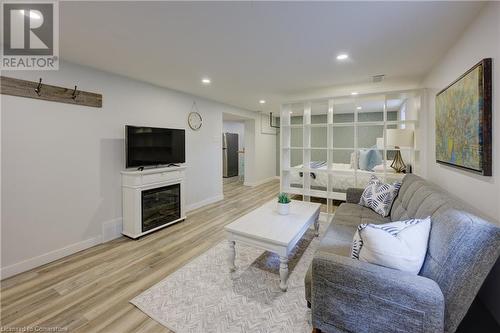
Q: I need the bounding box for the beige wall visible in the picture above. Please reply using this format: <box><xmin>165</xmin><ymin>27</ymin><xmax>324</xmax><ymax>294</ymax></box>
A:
<box><xmin>422</xmin><ymin>2</ymin><xmax>500</xmax><ymax>322</ymax></box>
<box><xmin>422</xmin><ymin>2</ymin><xmax>499</xmax><ymax>224</ymax></box>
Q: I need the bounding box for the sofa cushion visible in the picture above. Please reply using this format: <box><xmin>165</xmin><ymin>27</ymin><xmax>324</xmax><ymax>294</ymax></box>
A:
<box><xmin>390</xmin><ymin>174</ymin><xmax>452</xmax><ymax>221</ymax></box>
<box><xmin>334</xmin><ymin>203</ymin><xmax>390</xmax><ymax>226</ymax></box>
<box><xmin>305</xmin><ymin>203</ymin><xmax>390</xmax><ymax>302</ymax></box>
<box><xmin>319</xmin><ymin>203</ymin><xmax>390</xmax><ymax>257</ymax></box>
<box><xmin>305</xmin><ymin>222</ymin><xmax>356</xmax><ymax>303</ymax></box>
<box><xmin>320</xmin><ymin>223</ymin><xmax>357</xmax><ymax>256</ymax></box>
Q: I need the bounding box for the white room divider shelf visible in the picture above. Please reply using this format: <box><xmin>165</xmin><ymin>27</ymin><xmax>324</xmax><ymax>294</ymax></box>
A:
<box><xmin>280</xmin><ymin>90</ymin><xmax>422</xmax><ymax>216</ymax></box>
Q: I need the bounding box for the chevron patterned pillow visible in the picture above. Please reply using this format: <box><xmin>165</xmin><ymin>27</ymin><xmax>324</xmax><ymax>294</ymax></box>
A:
<box><xmin>359</xmin><ymin>175</ymin><xmax>401</xmax><ymax>217</ymax></box>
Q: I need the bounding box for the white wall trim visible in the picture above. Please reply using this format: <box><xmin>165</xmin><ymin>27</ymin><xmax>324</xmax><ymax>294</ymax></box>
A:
<box><xmin>244</xmin><ymin>176</ymin><xmax>277</xmax><ymax>187</ymax></box>
<box><xmin>1</xmin><ymin>194</ymin><xmax>224</xmax><ymax>280</ymax></box>
<box><xmin>185</xmin><ymin>194</ymin><xmax>224</xmax><ymax>212</ymax></box>
<box><xmin>0</xmin><ymin>235</ymin><xmax>103</xmax><ymax>279</ymax></box>
<box><xmin>102</xmin><ymin>217</ymin><xmax>123</xmax><ymax>243</ymax></box>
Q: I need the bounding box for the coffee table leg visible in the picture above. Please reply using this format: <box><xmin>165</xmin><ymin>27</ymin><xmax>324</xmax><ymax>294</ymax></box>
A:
<box><xmin>314</xmin><ymin>217</ymin><xmax>319</xmax><ymax>237</ymax></box>
<box><xmin>279</xmin><ymin>256</ymin><xmax>289</xmax><ymax>291</ymax></box>
<box><xmin>227</xmin><ymin>240</ymin><xmax>236</xmax><ymax>272</ymax></box>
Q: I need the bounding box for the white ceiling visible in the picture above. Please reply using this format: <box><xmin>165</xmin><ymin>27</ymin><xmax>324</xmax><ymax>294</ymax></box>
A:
<box><xmin>60</xmin><ymin>1</ymin><xmax>484</xmax><ymax>112</ymax></box>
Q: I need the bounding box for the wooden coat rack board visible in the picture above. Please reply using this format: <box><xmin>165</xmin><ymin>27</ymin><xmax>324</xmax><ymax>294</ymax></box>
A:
<box><xmin>0</xmin><ymin>76</ymin><xmax>102</xmax><ymax>108</ymax></box>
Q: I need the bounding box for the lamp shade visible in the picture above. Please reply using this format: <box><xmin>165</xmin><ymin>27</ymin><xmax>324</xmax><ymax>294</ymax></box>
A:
<box><xmin>386</xmin><ymin>129</ymin><xmax>414</xmax><ymax>147</ymax></box>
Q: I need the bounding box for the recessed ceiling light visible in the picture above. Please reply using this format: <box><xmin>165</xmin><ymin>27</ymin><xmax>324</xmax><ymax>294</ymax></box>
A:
<box><xmin>336</xmin><ymin>53</ymin><xmax>349</xmax><ymax>60</ymax></box>
<box><xmin>351</xmin><ymin>92</ymin><xmax>359</xmax><ymax>95</ymax></box>
<box><xmin>259</xmin><ymin>100</ymin><xmax>266</xmax><ymax>104</ymax></box>
<box><xmin>356</xmin><ymin>106</ymin><xmax>362</xmax><ymax>110</ymax></box>
<box><xmin>201</xmin><ymin>78</ymin><xmax>211</xmax><ymax>85</ymax></box>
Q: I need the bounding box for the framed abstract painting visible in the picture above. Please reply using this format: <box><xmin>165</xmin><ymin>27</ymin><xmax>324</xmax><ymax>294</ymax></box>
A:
<box><xmin>435</xmin><ymin>58</ymin><xmax>492</xmax><ymax>176</ymax></box>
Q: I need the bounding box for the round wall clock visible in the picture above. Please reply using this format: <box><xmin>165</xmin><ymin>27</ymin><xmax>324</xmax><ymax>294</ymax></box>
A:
<box><xmin>188</xmin><ymin>111</ymin><xmax>203</xmax><ymax>130</ymax></box>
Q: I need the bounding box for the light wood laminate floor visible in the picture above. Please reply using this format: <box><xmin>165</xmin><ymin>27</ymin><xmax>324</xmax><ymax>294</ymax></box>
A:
<box><xmin>1</xmin><ymin>180</ymin><xmax>287</xmax><ymax>333</ymax></box>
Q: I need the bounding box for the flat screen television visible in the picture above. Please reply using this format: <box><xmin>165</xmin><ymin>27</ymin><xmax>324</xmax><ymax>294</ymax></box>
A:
<box><xmin>126</xmin><ymin>125</ymin><xmax>185</xmax><ymax>168</ymax></box>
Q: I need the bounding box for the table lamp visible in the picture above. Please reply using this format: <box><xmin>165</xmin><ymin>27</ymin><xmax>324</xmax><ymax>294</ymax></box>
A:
<box><xmin>386</xmin><ymin>129</ymin><xmax>414</xmax><ymax>173</ymax></box>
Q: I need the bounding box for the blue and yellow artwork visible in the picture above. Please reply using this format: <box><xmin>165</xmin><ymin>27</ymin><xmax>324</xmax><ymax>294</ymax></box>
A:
<box><xmin>435</xmin><ymin>59</ymin><xmax>491</xmax><ymax>175</ymax></box>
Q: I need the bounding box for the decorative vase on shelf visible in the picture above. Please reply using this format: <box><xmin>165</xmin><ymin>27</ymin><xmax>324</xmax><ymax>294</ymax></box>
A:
<box><xmin>277</xmin><ymin>192</ymin><xmax>291</xmax><ymax>215</ymax></box>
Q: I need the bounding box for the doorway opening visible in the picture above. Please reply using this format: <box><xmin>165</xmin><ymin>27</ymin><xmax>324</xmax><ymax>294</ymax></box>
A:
<box><xmin>222</xmin><ymin>113</ymin><xmax>252</xmax><ymax>185</ymax></box>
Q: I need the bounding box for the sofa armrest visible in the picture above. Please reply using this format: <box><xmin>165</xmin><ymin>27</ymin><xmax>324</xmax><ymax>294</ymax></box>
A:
<box><xmin>311</xmin><ymin>251</ymin><xmax>444</xmax><ymax>333</ymax></box>
<box><xmin>345</xmin><ymin>187</ymin><xmax>364</xmax><ymax>203</ymax></box>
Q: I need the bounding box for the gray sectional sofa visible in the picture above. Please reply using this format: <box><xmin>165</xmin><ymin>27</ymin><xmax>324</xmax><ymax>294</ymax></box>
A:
<box><xmin>305</xmin><ymin>174</ymin><xmax>500</xmax><ymax>333</ymax></box>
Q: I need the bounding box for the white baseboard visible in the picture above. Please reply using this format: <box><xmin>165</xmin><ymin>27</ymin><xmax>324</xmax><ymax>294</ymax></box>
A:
<box><xmin>1</xmin><ymin>194</ymin><xmax>226</xmax><ymax>280</ymax></box>
<box><xmin>185</xmin><ymin>194</ymin><xmax>224</xmax><ymax>212</ymax></box>
<box><xmin>2</xmin><ymin>189</ymin><xmax>275</xmax><ymax>279</ymax></box>
<box><xmin>0</xmin><ymin>235</ymin><xmax>102</xmax><ymax>280</ymax></box>
<box><xmin>244</xmin><ymin>176</ymin><xmax>278</xmax><ymax>187</ymax></box>
<box><xmin>102</xmin><ymin>217</ymin><xmax>123</xmax><ymax>243</ymax></box>
<box><xmin>1</xmin><ymin>216</ymin><xmax>125</xmax><ymax>280</ymax></box>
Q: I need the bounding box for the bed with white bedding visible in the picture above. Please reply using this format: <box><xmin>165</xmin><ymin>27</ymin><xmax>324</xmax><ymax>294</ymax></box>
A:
<box><xmin>289</xmin><ymin>161</ymin><xmax>404</xmax><ymax>193</ymax></box>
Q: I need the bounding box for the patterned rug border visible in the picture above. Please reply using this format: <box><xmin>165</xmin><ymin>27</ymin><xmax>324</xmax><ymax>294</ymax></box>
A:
<box><xmin>132</xmin><ymin>299</ymin><xmax>178</xmax><ymax>332</ymax></box>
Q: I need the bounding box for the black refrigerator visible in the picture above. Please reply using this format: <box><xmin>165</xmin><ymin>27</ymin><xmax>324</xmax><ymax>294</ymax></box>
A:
<box><xmin>223</xmin><ymin>133</ymin><xmax>239</xmax><ymax>178</ymax></box>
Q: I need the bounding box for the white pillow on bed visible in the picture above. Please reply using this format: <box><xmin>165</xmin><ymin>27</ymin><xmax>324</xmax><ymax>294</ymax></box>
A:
<box><xmin>351</xmin><ymin>217</ymin><xmax>431</xmax><ymax>273</ymax></box>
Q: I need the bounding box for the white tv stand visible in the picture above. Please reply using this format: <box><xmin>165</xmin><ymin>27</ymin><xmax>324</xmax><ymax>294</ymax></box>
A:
<box><xmin>121</xmin><ymin>166</ymin><xmax>186</xmax><ymax>239</ymax></box>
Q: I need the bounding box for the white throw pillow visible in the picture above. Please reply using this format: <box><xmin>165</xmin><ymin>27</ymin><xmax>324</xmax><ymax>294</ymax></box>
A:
<box><xmin>351</xmin><ymin>217</ymin><xmax>431</xmax><ymax>274</ymax></box>
<box><xmin>359</xmin><ymin>175</ymin><xmax>401</xmax><ymax>217</ymax></box>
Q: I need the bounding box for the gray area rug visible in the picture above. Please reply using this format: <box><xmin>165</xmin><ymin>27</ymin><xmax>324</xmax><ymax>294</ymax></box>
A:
<box><xmin>131</xmin><ymin>221</ymin><xmax>328</xmax><ymax>333</ymax></box>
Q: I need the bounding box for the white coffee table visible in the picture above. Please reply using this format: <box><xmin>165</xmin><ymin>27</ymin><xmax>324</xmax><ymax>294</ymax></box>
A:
<box><xmin>224</xmin><ymin>199</ymin><xmax>321</xmax><ymax>291</ymax></box>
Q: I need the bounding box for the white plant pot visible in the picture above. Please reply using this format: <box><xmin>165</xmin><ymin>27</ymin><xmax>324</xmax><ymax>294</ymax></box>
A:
<box><xmin>278</xmin><ymin>202</ymin><xmax>290</xmax><ymax>215</ymax></box>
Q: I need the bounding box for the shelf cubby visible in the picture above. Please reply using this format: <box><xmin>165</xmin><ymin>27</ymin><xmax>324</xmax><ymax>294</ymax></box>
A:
<box><xmin>280</xmin><ymin>90</ymin><xmax>422</xmax><ymax>215</ymax></box>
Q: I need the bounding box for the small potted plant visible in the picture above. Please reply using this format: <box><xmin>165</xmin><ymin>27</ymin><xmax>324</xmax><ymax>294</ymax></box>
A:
<box><xmin>277</xmin><ymin>192</ymin><xmax>291</xmax><ymax>215</ymax></box>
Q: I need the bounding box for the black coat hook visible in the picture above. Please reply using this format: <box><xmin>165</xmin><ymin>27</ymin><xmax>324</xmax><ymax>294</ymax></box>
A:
<box><xmin>71</xmin><ymin>85</ymin><xmax>79</xmax><ymax>100</ymax></box>
<box><xmin>34</xmin><ymin>78</ymin><xmax>42</xmax><ymax>96</ymax></box>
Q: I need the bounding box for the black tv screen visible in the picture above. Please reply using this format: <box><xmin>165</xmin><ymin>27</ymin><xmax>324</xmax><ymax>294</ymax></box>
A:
<box><xmin>126</xmin><ymin>126</ymin><xmax>185</xmax><ymax>168</ymax></box>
